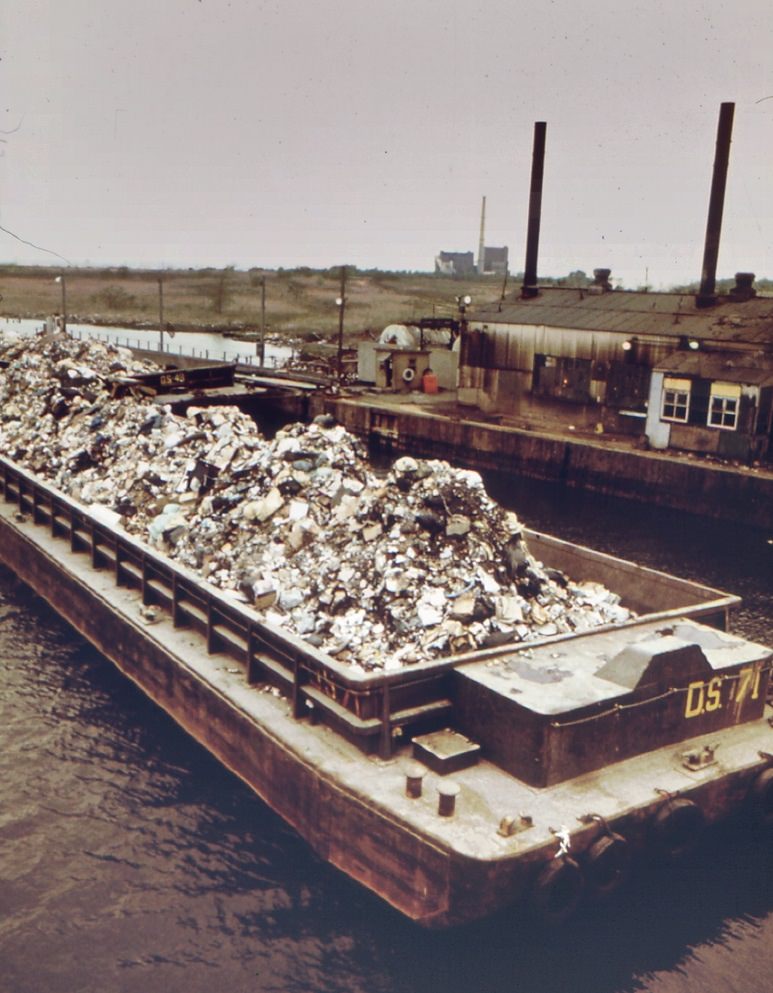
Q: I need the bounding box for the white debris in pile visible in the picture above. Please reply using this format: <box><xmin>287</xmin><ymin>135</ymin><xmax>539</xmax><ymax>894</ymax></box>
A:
<box><xmin>0</xmin><ymin>331</ymin><xmax>634</xmax><ymax>670</ymax></box>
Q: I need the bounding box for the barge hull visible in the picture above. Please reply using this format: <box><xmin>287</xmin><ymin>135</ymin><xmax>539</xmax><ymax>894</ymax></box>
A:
<box><xmin>0</xmin><ymin>499</ymin><xmax>458</xmax><ymax>923</ymax></box>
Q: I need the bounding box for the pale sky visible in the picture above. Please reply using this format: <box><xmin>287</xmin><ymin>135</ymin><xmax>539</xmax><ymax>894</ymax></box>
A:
<box><xmin>2</xmin><ymin>0</ymin><xmax>772</xmax><ymax>288</ymax></box>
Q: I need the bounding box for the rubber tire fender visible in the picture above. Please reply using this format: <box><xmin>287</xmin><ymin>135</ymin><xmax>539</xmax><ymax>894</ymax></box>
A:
<box><xmin>652</xmin><ymin>797</ymin><xmax>705</xmax><ymax>859</ymax></box>
<box><xmin>748</xmin><ymin>767</ymin><xmax>773</xmax><ymax>828</ymax></box>
<box><xmin>585</xmin><ymin>832</ymin><xmax>631</xmax><ymax>899</ymax></box>
<box><xmin>531</xmin><ymin>857</ymin><xmax>584</xmax><ymax>926</ymax></box>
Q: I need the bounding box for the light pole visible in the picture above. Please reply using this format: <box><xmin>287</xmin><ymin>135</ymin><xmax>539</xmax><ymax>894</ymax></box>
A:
<box><xmin>258</xmin><ymin>276</ymin><xmax>266</xmax><ymax>366</ymax></box>
<box><xmin>158</xmin><ymin>277</ymin><xmax>164</xmax><ymax>352</ymax></box>
<box><xmin>455</xmin><ymin>293</ymin><xmax>472</xmax><ymax>343</ymax></box>
<box><xmin>336</xmin><ymin>265</ymin><xmax>347</xmax><ymax>382</ymax></box>
<box><xmin>55</xmin><ymin>274</ymin><xmax>67</xmax><ymax>333</ymax></box>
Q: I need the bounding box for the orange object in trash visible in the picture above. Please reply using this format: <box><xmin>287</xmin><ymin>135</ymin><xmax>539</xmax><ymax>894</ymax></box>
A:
<box><xmin>422</xmin><ymin>371</ymin><xmax>439</xmax><ymax>394</ymax></box>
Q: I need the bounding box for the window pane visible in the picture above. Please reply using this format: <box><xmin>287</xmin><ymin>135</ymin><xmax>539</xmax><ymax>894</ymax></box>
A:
<box><xmin>662</xmin><ymin>388</ymin><xmax>689</xmax><ymax>422</ymax></box>
<box><xmin>708</xmin><ymin>396</ymin><xmax>738</xmax><ymax>430</ymax></box>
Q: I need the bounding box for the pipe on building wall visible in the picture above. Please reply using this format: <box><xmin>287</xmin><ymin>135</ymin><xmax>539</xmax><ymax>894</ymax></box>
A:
<box><xmin>696</xmin><ymin>102</ymin><xmax>735</xmax><ymax>308</ymax></box>
<box><xmin>521</xmin><ymin>122</ymin><xmax>547</xmax><ymax>299</ymax></box>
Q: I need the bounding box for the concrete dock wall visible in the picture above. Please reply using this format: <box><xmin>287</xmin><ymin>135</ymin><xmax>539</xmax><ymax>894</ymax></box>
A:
<box><xmin>313</xmin><ymin>399</ymin><xmax>773</xmax><ymax>530</ymax></box>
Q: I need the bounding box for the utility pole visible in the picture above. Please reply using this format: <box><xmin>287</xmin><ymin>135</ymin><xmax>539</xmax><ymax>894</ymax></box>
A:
<box><xmin>56</xmin><ymin>274</ymin><xmax>67</xmax><ymax>333</ymax></box>
<box><xmin>258</xmin><ymin>276</ymin><xmax>266</xmax><ymax>366</ymax></box>
<box><xmin>158</xmin><ymin>277</ymin><xmax>164</xmax><ymax>352</ymax></box>
<box><xmin>336</xmin><ymin>265</ymin><xmax>347</xmax><ymax>382</ymax></box>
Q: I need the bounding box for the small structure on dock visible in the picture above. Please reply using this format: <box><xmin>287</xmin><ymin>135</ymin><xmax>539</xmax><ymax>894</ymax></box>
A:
<box><xmin>646</xmin><ymin>349</ymin><xmax>773</xmax><ymax>461</ymax></box>
<box><xmin>359</xmin><ymin>323</ymin><xmax>460</xmax><ymax>393</ymax></box>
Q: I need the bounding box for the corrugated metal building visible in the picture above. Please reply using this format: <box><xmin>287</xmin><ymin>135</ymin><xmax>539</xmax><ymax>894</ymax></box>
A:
<box><xmin>460</xmin><ymin>274</ymin><xmax>773</xmax><ymax>444</ymax></box>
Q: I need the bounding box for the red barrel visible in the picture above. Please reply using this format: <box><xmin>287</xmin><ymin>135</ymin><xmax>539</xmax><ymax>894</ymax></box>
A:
<box><xmin>422</xmin><ymin>371</ymin><xmax>439</xmax><ymax>394</ymax></box>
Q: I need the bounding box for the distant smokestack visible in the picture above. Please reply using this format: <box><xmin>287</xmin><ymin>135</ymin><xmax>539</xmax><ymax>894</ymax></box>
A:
<box><xmin>477</xmin><ymin>196</ymin><xmax>487</xmax><ymax>275</ymax></box>
<box><xmin>696</xmin><ymin>102</ymin><xmax>735</xmax><ymax>308</ymax></box>
<box><xmin>522</xmin><ymin>122</ymin><xmax>546</xmax><ymax>299</ymax></box>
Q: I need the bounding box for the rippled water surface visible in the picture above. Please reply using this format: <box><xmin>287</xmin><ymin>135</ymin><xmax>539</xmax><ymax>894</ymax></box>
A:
<box><xmin>0</xmin><ymin>475</ymin><xmax>770</xmax><ymax>993</ymax></box>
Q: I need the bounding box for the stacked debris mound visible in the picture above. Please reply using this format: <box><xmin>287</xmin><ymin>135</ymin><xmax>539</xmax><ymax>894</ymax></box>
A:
<box><xmin>0</xmin><ymin>331</ymin><xmax>633</xmax><ymax>670</ymax></box>
<box><xmin>161</xmin><ymin>434</ymin><xmax>631</xmax><ymax>670</ymax></box>
<box><xmin>0</xmin><ymin>332</ymin><xmax>264</xmax><ymax>512</ymax></box>
<box><xmin>0</xmin><ymin>332</ymin><xmax>162</xmax><ymax>477</ymax></box>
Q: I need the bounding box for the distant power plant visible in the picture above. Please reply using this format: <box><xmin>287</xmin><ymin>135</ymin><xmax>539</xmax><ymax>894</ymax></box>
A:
<box><xmin>435</xmin><ymin>196</ymin><xmax>508</xmax><ymax>276</ymax></box>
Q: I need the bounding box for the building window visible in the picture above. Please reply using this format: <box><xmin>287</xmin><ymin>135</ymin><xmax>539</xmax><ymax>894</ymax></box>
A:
<box><xmin>708</xmin><ymin>396</ymin><xmax>738</xmax><ymax>431</ymax></box>
<box><xmin>708</xmin><ymin>395</ymin><xmax>738</xmax><ymax>429</ymax></box>
<box><xmin>661</xmin><ymin>377</ymin><xmax>691</xmax><ymax>422</ymax></box>
<box><xmin>707</xmin><ymin>382</ymin><xmax>740</xmax><ymax>430</ymax></box>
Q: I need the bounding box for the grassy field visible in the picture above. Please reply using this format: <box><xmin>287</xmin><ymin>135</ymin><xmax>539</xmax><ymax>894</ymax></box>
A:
<box><xmin>0</xmin><ymin>265</ymin><xmax>508</xmax><ymax>343</ymax></box>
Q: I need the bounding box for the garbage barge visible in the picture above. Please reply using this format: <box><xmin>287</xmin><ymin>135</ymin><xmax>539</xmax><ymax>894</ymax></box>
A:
<box><xmin>1</xmin><ymin>454</ymin><xmax>771</xmax><ymax>928</ymax></box>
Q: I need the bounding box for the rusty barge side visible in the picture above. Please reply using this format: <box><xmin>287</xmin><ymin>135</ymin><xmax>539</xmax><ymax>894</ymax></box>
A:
<box><xmin>0</xmin><ymin>455</ymin><xmax>771</xmax><ymax>928</ymax></box>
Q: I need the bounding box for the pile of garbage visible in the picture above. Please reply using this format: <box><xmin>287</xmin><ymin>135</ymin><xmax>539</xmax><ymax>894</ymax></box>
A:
<box><xmin>0</xmin><ymin>331</ymin><xmax>633</xmax><ymax>670</ymax></box>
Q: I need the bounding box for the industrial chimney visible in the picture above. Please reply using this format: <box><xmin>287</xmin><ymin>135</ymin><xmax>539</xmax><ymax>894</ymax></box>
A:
<box><xmin>521</xmin><ymin>122</ymin><xmax>547</xmax><ymax>299</ymax></box>
<box><xmin>696</xmin><ymin>102</ymin><xmax>735</xmax><ymax>308</ymax></box>
<box><xmin>477</xmin><ymin>196</ymin><xmax>487</xmax><ymax>275</ymax></box>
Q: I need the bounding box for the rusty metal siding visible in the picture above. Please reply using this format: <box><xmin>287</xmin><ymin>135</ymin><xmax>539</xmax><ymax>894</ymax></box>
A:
<box><xmin>469</xmin><ymin>322</ymin><xmax>684</xmax><ymax>373</ymax></box>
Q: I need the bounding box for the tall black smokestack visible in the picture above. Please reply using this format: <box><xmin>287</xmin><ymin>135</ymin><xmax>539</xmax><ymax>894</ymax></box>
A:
<box><xmin>521</xmin><ymin>121</ymin><xmax>546</xmax><ymax>299</ymax></box>
<box><xmin>696</xmin><ymin>102</ymin><xmax>735</xmax><ymax>308</ymax></box>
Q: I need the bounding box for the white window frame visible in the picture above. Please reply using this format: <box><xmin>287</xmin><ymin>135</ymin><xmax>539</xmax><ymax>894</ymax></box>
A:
<box><xmin>707</xmin><ymin>382</ymin><xmax>740</xmax><ymax>431</ymax></box>
<box><xmin>661</xmin><ymin>377</ymin><xmax>691</xmax><ymax>423</ymax></box>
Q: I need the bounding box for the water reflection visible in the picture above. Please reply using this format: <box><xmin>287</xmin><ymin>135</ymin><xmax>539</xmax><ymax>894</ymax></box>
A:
<box><xmin>0</xmin><ymin>316</ymin><xmax>292</xmax><ymax>368</ymax></box>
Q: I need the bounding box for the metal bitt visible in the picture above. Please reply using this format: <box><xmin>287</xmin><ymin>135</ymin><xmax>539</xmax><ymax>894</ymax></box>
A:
<box><xmin>405</xmin><ymin>761</ymin><xmax>427</xmax><ymax>799</ymax></box>
<box><xmin>437</xmin><ymin>780</ymin><xmax>460</xmax><ymax>817</ymax></box>
<box><xmin>696</xmin><ymin>102</ymin><xmax>735</xmax><ymax>308</ymax></box>
<box><xmin>521</xmin><ymin>121</ymin><xmax>547</xmax><ymax>299</ymax></box>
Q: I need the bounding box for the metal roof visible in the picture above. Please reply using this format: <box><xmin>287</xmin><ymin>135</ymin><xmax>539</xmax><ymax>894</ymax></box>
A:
<box><xmin>655</xmin><ymin>350</ymin><xmax>773</xmax><ymax>385</ymax></box>
<box><xmin>474</xmin><ymin>287</ymin><xmax>773</xmax><ymax>347</ymax></box>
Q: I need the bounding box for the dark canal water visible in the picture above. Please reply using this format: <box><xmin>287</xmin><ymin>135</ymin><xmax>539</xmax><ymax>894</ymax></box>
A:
<box><xmin>1</xmin><ymin>473</ymin><xmax>770</xmax><ymax>993</ymax></box>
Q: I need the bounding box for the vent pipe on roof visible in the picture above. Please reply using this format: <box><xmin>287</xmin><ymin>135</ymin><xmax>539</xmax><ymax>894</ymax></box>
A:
<box><xmin>521</xmin><ymin>121</ymin><xmax>547</xmax><ymax>299</ymax></box>
<box><xmin>696</xmin><ymin>102</ymin><xmax>735</xmax><ymax>308</ymax></box>
<box><xmin>729</xmin><ymin>272</ymin><xmax>756</xmax><ymax>302</ymax></box>
<box><xmin>590</xmin><ymin>268</ymin><xmax>612</xmax><ymax>292</ymax></box>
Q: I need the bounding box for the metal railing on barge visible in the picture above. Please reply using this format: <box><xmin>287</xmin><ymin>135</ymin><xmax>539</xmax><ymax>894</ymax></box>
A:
<box><xmin>0</xmin><ymin>456</ymin><xmax>454</xmax><ymax>758</ymax></box>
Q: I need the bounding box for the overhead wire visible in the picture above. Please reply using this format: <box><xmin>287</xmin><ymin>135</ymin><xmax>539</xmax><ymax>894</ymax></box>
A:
<box><xmin>0</xmin><ymin>223</ymin><xmax>72</xmax><ymax>266</ymax></box>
